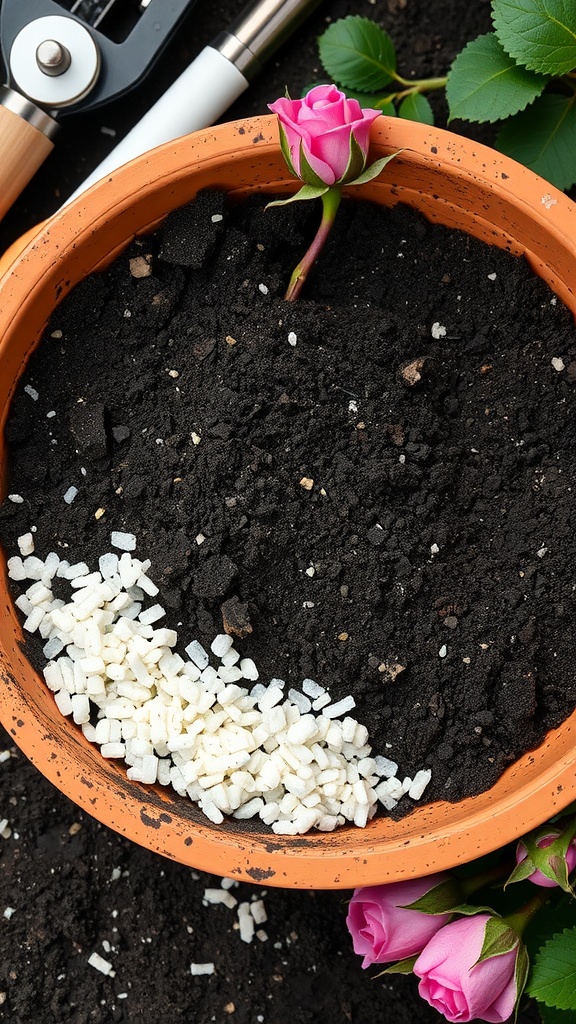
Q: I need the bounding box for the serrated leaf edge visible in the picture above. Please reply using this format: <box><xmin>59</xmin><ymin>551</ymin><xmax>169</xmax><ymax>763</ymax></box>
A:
<box><xmin>527</xmin><ymin>926</ymin><xmax>576</xmax><ymax>1010</ymax></box>
<box><xmin>492</xmin><ymin>2</ymin><xmax>576</xmax><ymax>77</ymax></box>
<box><xmin>446</xmin><ymin>32</ymin><xmax>548</xmax><ymax>124</ymax></box>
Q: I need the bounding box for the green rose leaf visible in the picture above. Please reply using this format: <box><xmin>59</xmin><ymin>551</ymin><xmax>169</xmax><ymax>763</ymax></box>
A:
<box><xmin>492</xmin><ymin>0</ymin><xmax>576</xmax><ymax>76</ymax></box>
<box><xmin>373</xmin><ymin>98</ymin><xmax>397</xmax><ymax>117</ymax></box>
<box><xmin>318</xmin><ymin>16</ymin><xmax>397</xmax><ymax>92</ymax></box>
<box><xmin>527</xmin><ymin>927</ymin><xmax>576</xmax><ymax>1009</ymax></box>
<box><xmin>398</xmin><ymin>93</ymin><xmax>435</xmax><ymax>125</ymax></box>
<box><xmin>446</xmin><ymin>33</ymin><xmax>548</xmax><ymax>124</ymax></box>
<box><xmin>495</xmin><ymin>93</ymin><xmax>576</xmax><ymax>191</ymax></box>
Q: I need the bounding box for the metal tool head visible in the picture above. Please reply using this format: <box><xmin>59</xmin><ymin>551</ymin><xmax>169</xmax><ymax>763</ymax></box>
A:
<box><xmin>1</xmin><ymin>0</ymin><xmax>197</xmax><ymax>113</ymax></box>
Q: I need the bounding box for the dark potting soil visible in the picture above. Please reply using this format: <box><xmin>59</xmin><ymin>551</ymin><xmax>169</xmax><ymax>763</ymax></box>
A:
<box><xmin>2</xmin><ymin>188</ymin><xmax>576</xmax><ymax>818</ymax></box>
<box><xmin>0</xmin><ymin>720</ymin><xmax>540</xmax><ymax>1024</ymax></box>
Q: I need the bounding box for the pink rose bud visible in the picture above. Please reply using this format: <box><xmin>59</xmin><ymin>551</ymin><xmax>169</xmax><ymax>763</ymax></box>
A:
<box><xmin>268</xmin><ymin>84</ymin><xmax>381</xmax><ymax>188</ymax></box>
<box><xmin>414</xmin><ymin>914</ymin><xmax>520</xmax><ymax>1023</ymax></box>
<box><xmin>346</xmin><ymin>875</ymin><xmax>453</xmax><ymax>968</ymax></box>
<box><xmin>516</xmin><ymin>831</ymin><xmax>576</xmax><ymax>888</ymax></box>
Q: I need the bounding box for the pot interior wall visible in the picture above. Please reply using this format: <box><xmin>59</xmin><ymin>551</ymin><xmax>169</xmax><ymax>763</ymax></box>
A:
<box><xmin>1</xmin><ymin>116</ymin><xmax>576</xmax><ymax>887</ymax></box>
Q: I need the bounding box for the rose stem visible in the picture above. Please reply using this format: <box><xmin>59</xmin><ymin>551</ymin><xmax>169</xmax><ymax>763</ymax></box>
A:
<box><xmin>284</xmin><ymin>186</ymin><xmax>342</xmax><ymax>302</ymax></box>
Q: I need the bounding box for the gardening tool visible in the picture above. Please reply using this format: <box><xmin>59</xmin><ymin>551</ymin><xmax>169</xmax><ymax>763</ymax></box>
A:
<box><xmin>0</xmin><ymin>0</ymin><xmax>323</xmax><ymax>224</ymax></box>
<box><xmin>0</xmin><ymin>0</ymin><xmax>199</xmax><ymax>221</ymax></box>
<box><xmin>65</xmin><ymin>0</ymin><xmax>324</xmax><ymax>204</ymax></box>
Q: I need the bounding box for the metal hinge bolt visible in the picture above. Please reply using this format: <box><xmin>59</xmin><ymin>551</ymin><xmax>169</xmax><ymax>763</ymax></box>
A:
<box><xmin>36</xmin><ymin>39</ymin><xmax>72</xmax><ymax>77</ymax></box>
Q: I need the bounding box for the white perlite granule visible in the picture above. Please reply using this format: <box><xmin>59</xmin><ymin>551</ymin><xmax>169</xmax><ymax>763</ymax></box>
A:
<box><xmin>110</xmin><ymin>531</ymin><xmax>137</xmax><ymax>551</ymax></box>
<box><xmin>88</xmin><ymin>952</ymin><xmax>115</xmax><ymax>976</ymax></box>
<box><xmin>431</xmin><ymin>322</ymin><xmax>447</xmax><ymax>340</ymax></box>
<box><xmin>17</xmin><ymin>533</ymin><xmax>34</xmax><ymax>557</ymax></box>
<box><xmin>8</xmin><ymin>533</ymin><xmax>431</xmax><ymax>834</ymax></box>
<box><xmin>190</xmin><ymin>962</ymin><xmax>215</xmax><ymax>975</ymax></box>
<box><xmin>63</xmin><ymin>486</ymin><xmax>78</xmax><ymax>505</ymax></box>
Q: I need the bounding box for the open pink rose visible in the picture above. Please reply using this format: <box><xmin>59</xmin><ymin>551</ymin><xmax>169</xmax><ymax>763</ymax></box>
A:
<box><xmin>268</xmin><ymin>85</ymin><xmax>380</xmax><ymax>187</ymax></box>
<box><xmin>516</xmin><ymin>832</ymin><xmax>576</xmax><ymax>888</ymax></box>
<box><xmin>346</xmin><ymin>875</ymin><xmax>452</xmax><ymax>968</ymax></box>
<box><xmin>414</xmin><ymin>915</ymin><xmax>519</xmax><ymax>1023</ymax></box>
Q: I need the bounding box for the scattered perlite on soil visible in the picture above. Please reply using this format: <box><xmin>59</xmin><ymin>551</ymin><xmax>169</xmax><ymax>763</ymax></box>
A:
<box><xmin>7</xmin><ymin>531</ymin><xmax>431</xmax><ymax>834</ymax></box>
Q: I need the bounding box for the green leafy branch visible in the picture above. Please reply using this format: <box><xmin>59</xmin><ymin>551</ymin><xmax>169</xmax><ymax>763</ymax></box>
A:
<box><xmin>317</xmin><ymin>14</ymin><xmax>442</xmax><ymax>126</ymax></box>
<box><xmin>316</xmin><ymin>0</ymin><xmax>576</xmax><ymax>191</ymax></box>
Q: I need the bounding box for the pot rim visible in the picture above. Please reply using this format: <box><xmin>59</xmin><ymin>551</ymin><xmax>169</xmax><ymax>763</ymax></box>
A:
<box><xmin>1</xmin><ymin>115</ymin><xmax>576</xmax><ymax>888</ymax></box>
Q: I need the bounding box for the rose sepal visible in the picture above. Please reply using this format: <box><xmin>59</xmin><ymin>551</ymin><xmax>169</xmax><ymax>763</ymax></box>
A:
<box><xmin>377</xmin><ymin>954</ymin><xmax>419</xmax><ymax>976</ymax></box>
<box><xmin>346</xmin><ymin>150</ymin><xmax>402</xmax><ymax>186</ymax></box>
<box><xmin>277</xmin><ymin>121</ymin><xmax>299</xmax><ymax>179</ymax></box>
<box><xmin>265</xmin><ymin>184</ymin><xmax>329</xmax><ymax>209</ymax></box>
<box><xmin>400</xmin><ymin>877</ymin><xmax>464</xmax><ymax>916</ymax></box>
<box><xmin>338</xmin><ymin>129</ymin><xmax>368</xmax><ymax>184</ymax></box>
<box><xmin>504</xmin><ymin>856</ymin><xmax>541</xmax><ymax>888</ymax></box>
<box><xmin>475</xmin><ymin>915</ymin><xmax>530</xmax><ymax>1023</ymax></box>
<box><xmin>475</xmin><ymin>916</ymin><xmax>521</xmax><ymax>964</ymax></box>
<box><xmin>512</xmin><ymin>943</ymin><xmax>530</xmax><ymax>1024</ymax></box>
<box><xmin>297</xmin><ymin>140</ymin><xmax>334</xmax><ymax>188</ymax></box>
<box><xmin>506</xmin><ymin>822</ymin><xmax>576</xmax><ymax>893</ymax></box>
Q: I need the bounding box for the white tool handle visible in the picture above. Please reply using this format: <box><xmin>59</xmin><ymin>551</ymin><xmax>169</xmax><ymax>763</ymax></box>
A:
<box><xmin>65</xmin><ymin>46</ymin><xmax>249</xmax><ymax>204</ymax></box>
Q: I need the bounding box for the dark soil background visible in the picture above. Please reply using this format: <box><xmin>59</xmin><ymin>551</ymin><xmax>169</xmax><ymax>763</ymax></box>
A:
<box><xmin>0</xmin><ymin>0</ymin><xmax>557</xmax><ymax>1021</ymax></box>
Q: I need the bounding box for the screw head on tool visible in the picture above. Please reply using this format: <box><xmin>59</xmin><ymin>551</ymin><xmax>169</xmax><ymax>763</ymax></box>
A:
<box><xmin>11</xmin><ymin>16</ymin><xmax>100</xmax><ymax>107</ymax></box>
<box><xmin>36</xmin><ymin>39</ymin><xmax>72</xmax><ymax>77</ymax></box>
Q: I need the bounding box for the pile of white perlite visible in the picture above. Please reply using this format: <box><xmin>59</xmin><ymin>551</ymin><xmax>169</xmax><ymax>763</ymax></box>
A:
<box><xmin>7</xmin><ymin>528</ymin><xmax>431</xmax><ymax>834</ymax></box>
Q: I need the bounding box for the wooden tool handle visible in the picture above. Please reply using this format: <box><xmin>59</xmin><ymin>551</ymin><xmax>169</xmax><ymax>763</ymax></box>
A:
<box><xmin>0</xmin><ymin>103</ymin><xmax>55</xmax><ymax>220</ymax></box>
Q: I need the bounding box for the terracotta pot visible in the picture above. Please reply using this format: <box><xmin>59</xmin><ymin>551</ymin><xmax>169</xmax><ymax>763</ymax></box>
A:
<box><xmin>1</xmin><ymin>115</ymin><xmax>576</xmax><ymax>889</ymax></box>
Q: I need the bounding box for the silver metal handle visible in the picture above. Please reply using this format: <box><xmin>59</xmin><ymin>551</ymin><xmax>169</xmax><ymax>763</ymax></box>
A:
<box><xmin>214</xmin><ymin>0</ymin><xmax>323</xmax><ymax>80</ymax></box>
